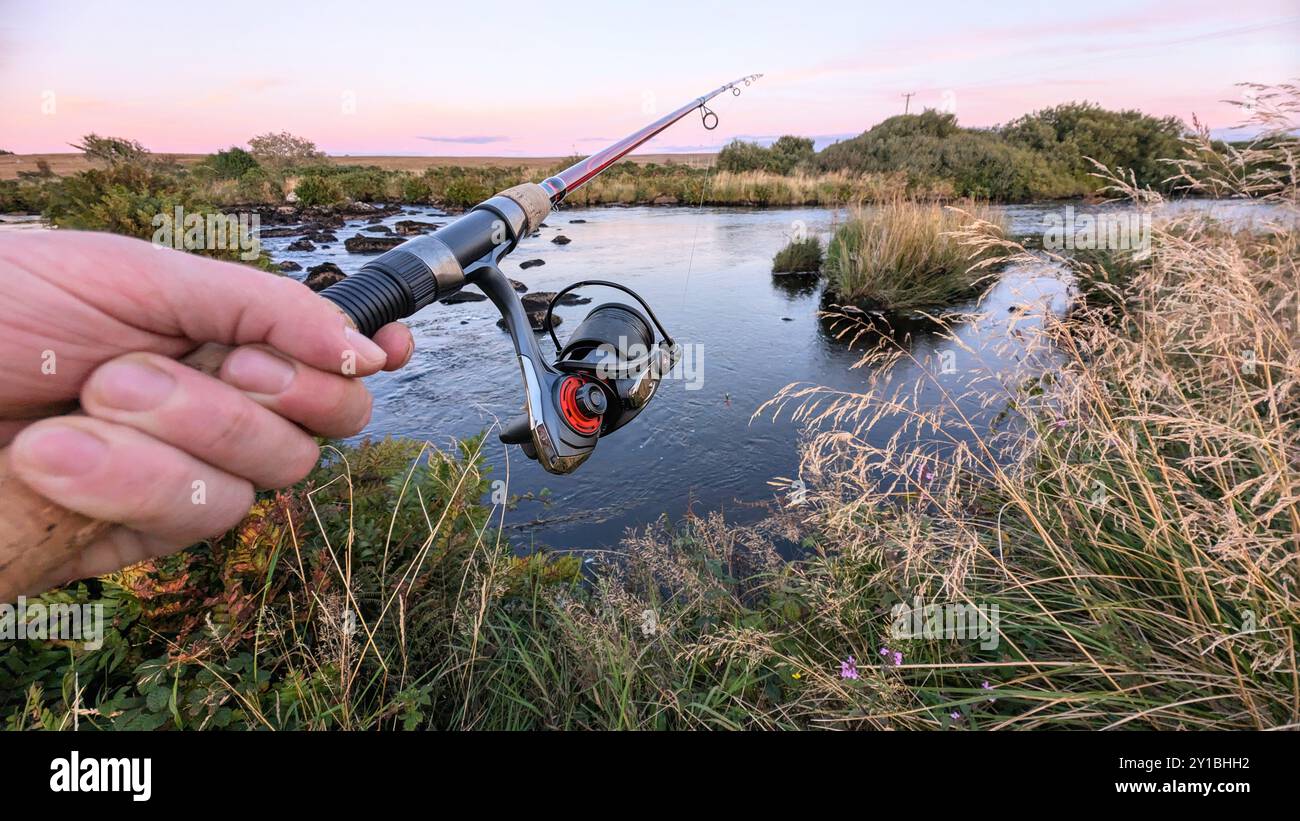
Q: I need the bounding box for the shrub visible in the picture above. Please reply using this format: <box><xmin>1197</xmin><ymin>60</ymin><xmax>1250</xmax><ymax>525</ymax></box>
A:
<box><xmin>335</xmin><ymin>167</ymin><xmax>389</xmax><ymax>202</ymax></box>
<box><xmin>293</xmin><ymin>174</ymin><xmax>344</xmax><ymax>207</ymax></box>
<box><xmin>70</xmin><ymin>133</ymin><xmax>149</xmax><ymax>166</ymax></box>
<box><xmin>248</xmin><ymin>131</ymin><xmax>326</xmax><ymax>170</ymax></box>
<box><xmin>1002</xmin><ymin>102</ymin><xmax>1185</xmax><ymax>192</ymax></box>
<box><xmin>204</xmin><ymin>147</ymin><xmax>260</xmax><ymax>179</ymax></box>
<box><xmin>400</xmin><ymin>173</ymin><xmax>434</xmax><ymax>203</ymax></box>
<box><xmin>718</xmin><ymin>136</ymin><xmax>814</xmax><ymax>175</ymax></box>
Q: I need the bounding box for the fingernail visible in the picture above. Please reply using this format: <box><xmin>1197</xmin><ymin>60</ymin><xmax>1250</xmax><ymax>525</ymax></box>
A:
<box><xmin>345</xmin><ymin>327</ymin><xmax>388</xmax><ymax>368</ymax></box>
<box><xmin>91</xmin><ymin>358</ymin><xmax>176</xmax><ymax>411</ymax></box>
<box><xmin>15</xmin><ymin>426</ymin><xmax>108</xmax><ymax>477</ymax></box>
<box><xmin>225</xmin><ymin>348</ymin><xmax>296</xmax><ymax>394</ymax></box>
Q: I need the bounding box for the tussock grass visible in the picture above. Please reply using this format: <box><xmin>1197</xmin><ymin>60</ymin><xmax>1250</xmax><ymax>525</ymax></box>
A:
<box><xmin>772</xmin><ymin>236</ymin><xmax>823</xmax><ymax>274</ymax></box>
<box><xmin>822</xmin><ymin>199</ymin><xmax>1006</xmax><ymax>311</ymax></box>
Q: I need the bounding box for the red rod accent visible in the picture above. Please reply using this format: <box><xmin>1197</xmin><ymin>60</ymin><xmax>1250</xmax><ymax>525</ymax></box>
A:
<box><xmin>540</xmin><ymin>74</ymin><xmax>762</xmax><ymax>204</ymax></box>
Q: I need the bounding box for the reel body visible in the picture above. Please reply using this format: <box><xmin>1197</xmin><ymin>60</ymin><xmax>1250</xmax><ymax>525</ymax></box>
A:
<box><xmin>469</xmin><ymin>261</ymin><xmax>678</xmax><ymax>475</ymax></box>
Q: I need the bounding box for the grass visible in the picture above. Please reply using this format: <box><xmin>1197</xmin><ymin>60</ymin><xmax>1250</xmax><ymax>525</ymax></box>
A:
<box><xmin>772</xmin><ymin>236</ymin><xmax>823</xmax><ymax>273</ymax></box>
<box><xmin>759</xmin><ymin>98</ymin><xmax>1300</xmax><ymax>728</ymax></box>
<box><xmin>822</xmin><ymin>199</ymin><xmax>1006</xmax><ymax>311</ymax></box>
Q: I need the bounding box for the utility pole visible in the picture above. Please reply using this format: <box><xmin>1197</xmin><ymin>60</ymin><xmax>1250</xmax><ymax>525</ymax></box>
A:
<box><xmin>902</xmin><ymin>91</ymin><xmax>915</xmax><ymax>115</ymax></box>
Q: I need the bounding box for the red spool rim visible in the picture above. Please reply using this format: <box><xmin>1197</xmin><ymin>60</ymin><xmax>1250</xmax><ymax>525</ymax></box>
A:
<box><xmin>558</xmin><ymin>375</ymin><xmax>602</xmax><ymax>435</ymax></box>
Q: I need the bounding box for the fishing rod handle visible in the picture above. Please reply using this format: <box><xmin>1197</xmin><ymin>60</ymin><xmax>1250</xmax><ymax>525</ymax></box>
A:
<box><xmin>319</xmin><ymin>184</ymin><xmax>551</xmax><ymax>335</ymax></box>
<box><xmin>0</xmin><ymin>342</ymin><xmax>232</xmax><ymax>603</ymax></box>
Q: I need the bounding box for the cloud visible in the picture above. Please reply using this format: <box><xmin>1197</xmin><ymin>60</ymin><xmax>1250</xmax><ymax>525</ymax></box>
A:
<box><xmin>416</xmin><ymin>134</ymin><xmax>510</xmax><ymax>144</ymax></box>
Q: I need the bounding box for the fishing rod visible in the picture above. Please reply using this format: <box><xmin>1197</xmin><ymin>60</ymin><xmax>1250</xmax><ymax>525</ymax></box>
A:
<box><xmin>320</xmin><ymin>73</ymin><xmax>762</xmax><ymax>474</ymax></box>
<box><xmin>0</xmin><ymin>75</ymin><xmax>763</xmax><ymax>592</ymax></box>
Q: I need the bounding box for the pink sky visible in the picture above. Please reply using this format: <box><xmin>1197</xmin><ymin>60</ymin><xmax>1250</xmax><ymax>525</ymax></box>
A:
<box><xmin>1</xmin><ymin>0</ymin><xmax>1297</xmax><ymax>155</ymax></box>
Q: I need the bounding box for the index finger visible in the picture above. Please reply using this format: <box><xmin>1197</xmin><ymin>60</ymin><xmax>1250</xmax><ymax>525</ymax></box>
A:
<box><xmin>0</xmin><ymin>231</ymin><xmax>391</xmax><ymax>377</ymax></box>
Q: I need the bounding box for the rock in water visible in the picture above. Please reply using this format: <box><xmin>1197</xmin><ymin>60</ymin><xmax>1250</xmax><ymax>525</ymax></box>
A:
<box><xmin>344</xmin><ymin>234</ymin><xmax>405</xmax><ymax>254</ymax></box>
<box><xmin>510</xmin><ymin>279</ymin><xmax>528</xmax><ymax>293</ymax></box>
<box><xmin>287</xmin><ymin>238</ymin><xmax>316</xmax><ymax>252</ymax></box>
<box><xmin>441</xmin><ymin>291</ymin><xmax>487</xmax><ymax>304</ymax></box>
<box><xmin>551</xmin><ymin>235</ymin><xmax>571</xmax><ymax>245</ymax></box>
<box><xmin>363</xmin><ymin>224</ymin><xmax>392</xmax><ymax>234</ymax></box>
<box><xmin>394</xmin><ymin>220</ymin><xmax>441</xmax><ymax>235</ymax></box>
<box><xmin>304</xmin><ymin>263</ymin><xmax>346</xmax><ymax>291</ymax></box>
<box><xmin>278</xmin><ymin>260</ymin><xmax>302</xmax><ymax>272</ymax></box>
<box><xmin>497</xmin><ymin>312</ymin><xmax>563</xmax><ymax>332</ymax></box>
<box><xmin>521</xmin><ymin>292</ymin><xmax>591</xmax><ymax>312</ymax></box>
<box><xmin>518</xmin><ymin>258</ymin><xmax>545</xmax><ymax>269</ymax></box>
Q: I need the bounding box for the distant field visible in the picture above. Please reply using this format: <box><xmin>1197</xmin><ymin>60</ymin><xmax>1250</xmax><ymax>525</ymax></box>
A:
<box><xmin>0</xmin><ymin>152</ymin><xmax>717</xmax><ymax>180</ymax></box>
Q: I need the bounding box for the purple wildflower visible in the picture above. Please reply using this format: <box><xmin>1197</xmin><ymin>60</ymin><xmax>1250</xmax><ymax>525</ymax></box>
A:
<box><xmin>950</xmin><ymin>711</ymin><xmax>962</xmax><ymax>721</ymax></box>
<box><xmin>840</xmin><ymin>656</ymin><xmax>860</xmax><ymax>680</ymax></box>
<box><xmin>891</xmin><ymin>651</ymin><xmax>903</xmax><ymax>666</ymax></box>
<box><xmin>879</xmin><ymin>646</ymin><xmax>890</xmax><ymax>657</ymax></box>
<box><xmin>982</xmin><ymin>680</ymin><xmax>996</xmax><ymax>702</ymax></box>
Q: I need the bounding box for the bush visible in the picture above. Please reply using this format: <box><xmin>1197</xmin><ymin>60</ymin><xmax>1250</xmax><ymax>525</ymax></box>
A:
<box><xmin>335</xmin><ymin>168</ymin><xmax>389</xmax><ymax>202</ymax></box>
<box><xmin>400</xmin><ymin>173</ymin><xmax>434</xmax><ymax>203</ymax></box>
<box><xmin>70</xmin><ymin>133</ymin><xmax>148</xmax><ymax>166</ymax></box>
<box><xmin>248</xmin><ymin>131</ymin><xmax>325</xmax><ymax>170</ymax></box>
<box><xmin>1002</xmin><ymin>102</ymin><xmax>1185</xmax><ymax>191</ymax></box>
<box><xmin>293</xmin><ymin>174</ymin><xmax>344</xmax><ymax>207</ymax></box>
<box><xmin>204</xmin><ymin>147</ymin><xmax>260</xmax><ymax>179</ymax></box>
<box><xmin>718</xmin><ymin>136</ymin><xmax>814</xmax><ymax>175</ymax></box>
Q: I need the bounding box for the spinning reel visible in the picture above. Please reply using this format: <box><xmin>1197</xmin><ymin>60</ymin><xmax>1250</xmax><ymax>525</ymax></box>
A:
<box><xmin>468</xmin><ymin>258</ymin><xmax>680</xmax><ymax>475</ymax></box>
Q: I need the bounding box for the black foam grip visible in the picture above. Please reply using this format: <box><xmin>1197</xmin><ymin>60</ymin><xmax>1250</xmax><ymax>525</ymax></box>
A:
<box><xmin>319</xmin><ymin>265</ymin><xmax>412</xmax><ymax>337</ymax></box>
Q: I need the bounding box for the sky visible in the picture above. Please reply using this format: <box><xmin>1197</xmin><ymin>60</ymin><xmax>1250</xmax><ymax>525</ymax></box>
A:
<box><xmin>1</xmin><ymin>0</ymin><xmax>1297</xmax><ymax>156</ymax></box>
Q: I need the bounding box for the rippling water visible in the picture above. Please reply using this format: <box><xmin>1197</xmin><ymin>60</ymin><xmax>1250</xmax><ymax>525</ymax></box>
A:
<box><xmin>245</xmin><ymin>198</ymin><xmax>1286</xmax><ymax>552</ymax></box>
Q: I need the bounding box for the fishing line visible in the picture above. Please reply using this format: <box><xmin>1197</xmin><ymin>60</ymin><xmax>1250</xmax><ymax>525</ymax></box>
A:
<box><xmin>680</xmin><ymin>85</ymin><xmax>752</xmax><ymax>311</ymax></box>
<box><xmin>680</xmin><ymin>146</ymin><xmax>717</xmax><ymax>311</ymax></box>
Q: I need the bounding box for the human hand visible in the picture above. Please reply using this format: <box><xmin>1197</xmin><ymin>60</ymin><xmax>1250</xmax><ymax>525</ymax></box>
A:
<box><xmin>0</xmin><ymin>230</ymin><xmax>412</xmax><ymax>600</ymax></box>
